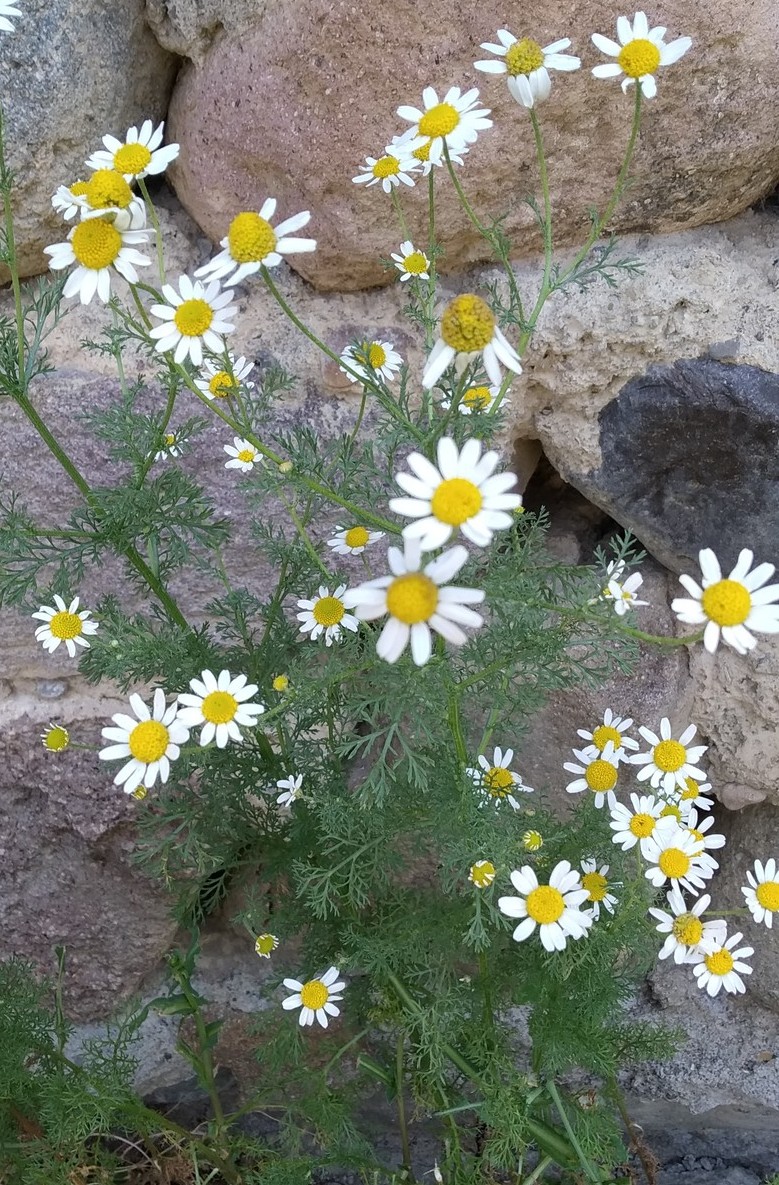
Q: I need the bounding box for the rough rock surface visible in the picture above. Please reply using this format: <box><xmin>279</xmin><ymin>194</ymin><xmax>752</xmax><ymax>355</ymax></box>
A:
<box><xmin>0</xmin><ymin>0</ymin><xmax>178</xmax><ymax>280</ymax></box>
<box><xmin>144</xmin><ymin>0</ymin><xmax>268</xmax><ymax>62</ymax></box>
<box><xmin>167</xmin><ymin>0</ymin><xmax>779</xmax><ymax>290</ymax></box>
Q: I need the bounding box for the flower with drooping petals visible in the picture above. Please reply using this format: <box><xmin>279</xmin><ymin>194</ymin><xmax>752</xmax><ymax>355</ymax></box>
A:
<box><xmin>423</xmin><ymin>294</ymin><xmax>522</xmax><ymax>390</ymax></box>
<box><xmin>41</xmin><ymin>723</ymin><xmax>70</xmax><ymax>752</ymax></box>
<box><xmin>475</xmin><ymin>29</ymin><xmax>580</xmax><ymax>108</ymax></box>
<box><xmin>397</xmin><ymin>86</ymin><xmax>491</xmax><ymax>164</ymax></box>
<box><xmin>391</xmin><ymin>240</ymin><xmax>430</xmax><ymax>281</ymax></box>
<box><xmin>467</xmin><ymin>746</ymin><xmax>533</xmax><ymax>811</ymax></box>
<box><xmin>591</xmin><ymin>12</ymin><xmax>692</xmax><ymax>99</ymax></box>
<box><xmin>340</xmin><ymin>340</ymin><xmax>402</xmax><ymax>385</ymax></box>
<box><xmin>276</xmin><ymin>773</ymin><xmax>303</xmax><ymax>808</ymax></box>
<box><xmin>327</xmin><ymin>525</ymin><xmax>385</xmax><ymax>556</ymax></box>
<box><xmin>671</xmin><ymin>548</ymin><xmax>779</xmax><ymax>656</ymax></box>
<box><xmin>194</xmin><ymin>201</ymin><xmax>316</xmax><ymax>286</ymax></box>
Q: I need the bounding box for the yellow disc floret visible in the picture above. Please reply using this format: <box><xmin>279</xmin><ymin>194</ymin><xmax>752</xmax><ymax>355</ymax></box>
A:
<box><xmin>43</xmin><ymin>725</ymin><xmax>70</xmax><ymax>752</ymax></box>
<box><xmin>69</xmin><ymin>180</ymin><xmax>89</xmax><ymax>197</ymax></box>
<box><xmin>113</xmin><ymin>142</ymin><xmax>153</xmax><ymax>175</ymax></box>
<box><xmin>431</xmin><ymin>477</ymin><xmax>482</xmax><ymax>526</ymax></box>
<box><xmin>591</xmin><ymin>724</ymin><xmax>622</xmax><ymax>751</ymax></box>
<box><xmin>701</xmin><ymin>579</ymin><xmax>751</xmax><ymax>627</ymax></box>
<box><xmin>523</xmin><ymin>830</ymin><xmax>543</xmax><ymax>851</ymax></box>
<box><xmin>300</xmin><ymin>979</ymin><xmax>329</xmax><ymax>1010</ymax></box>
<box><xmin>485</xmin><ymin>766</ymin><xmax>513</xmax><ymax>796</ymax></box>
<box><xmin>367</xmin><ymin>343</ymin><xmax>387</xmax><ymax>368</ymax></box>
<box><xmin>660</xmin><ymin>803</ymin><xmax>683</xmax><ymax>822</ymax></box>
<box><xmin>71</xmin><ymin>218</ymin><xmax>123</xmax><ymax>269</ymax></box>
<box><xmin>313</xmin><ymin>596</ymin><xmax>346</xmax><ymax>627</ymax></box>
<box><xmin>49</xmin><ymin>610</ymin><xmax>83</xmax><ymax>640</ymax></box>
<box><xmin>681</xmin><ymin>777</ymin><xmax>702</xmax><ymax>802</ymax></box>
<box><xmin>402</xmin><ymin>251</ymin><xmax>428</xmax><ymax>275</ymax></box>
<box><xmin>470</xmin><ymin>860</ymin><xmax>496</xmax><ymax>888</ymax></box>
<box><xmin>629</xmin><ymin>812</ymin><xmax>656</xmax><ymax>838</ymax></box>
<box><xmin>463</xmin><ymin>386</ymin><xmax>492</xmax><ymax>411</ymax></box>
<box><xmin>227</xmin><ymin>211</ymin><xmax>276</xmax><ymax>263</ymax></box>
<box><xmin>672</xmin><ymin>912</ymin><xmax>703</xmax><ymax>946</ymax></box>
<box><xmin>413</xmin><ymin>139</ymin><xmax>432</xmax><ymax>162</ymax></box>
<box><xmin>704</xmin><ymin>948</ymin><xmax>734</xmax><ymax>977</ymax></box>
<box><xmin>505</xmin><ymin>38</ymin><xmax>545</xmax><ymax>76</ymax></box>
<box><xmin>236</xmin><ymin>448</ymin><xmax>256</xmax><ymax>463</ymax></box>
<box><xmin>526</xmin><ymin>885</ymin><xmax>565</xmax><ymax>924</ymax></box>
<box><xmin>344</xmin><ymin>526</ymin><xmax>369</xmax><ymax>549</ymax></box>
<box><xmin>174</xmin><ymin>298</ymin><xmax>213</xmax><ymax>337</ymax></box>
<box><xmin>255</xmin><ymin>933</ymin><xmax>278</xmax><ymax>956</ymax></box>
<box><xmin>584</xmin><ymin>759</ymin><xmax>618</xmax><ymax>793</ymax></box>
<box><xmin>128</xmin><ymin>720</ymin><xmax>169</xmax><ymax>764</ymax></box>
<box><xmin>201</xmin><ymin>690</ymin><xmax>238</xmax><ymax>724</ymax></box>
<box><xmin>756</xmin><ymin>881</ymin><xmax>779</xmax><ymax>912</ymax></box>
<box><xmin>272</xmin><ymin>674</ymin><xmax>289</xmax><ymax>692</ymax></box>
<box><xmin>208</xmin><ymin>370</ymin><xmax>238</xmax><ymax>397</ymax></box>
<box><xmin>372</xmin><ymin>155</ymin><xmax>400</xmax><ymax>178</ymax></box>
<box><xmin>85</xmin><ymin>169</ymin><xmax>134</xmax><ymax>210</ymax></box>
<box><xmin>658</xmin><ymin>847</ymin><xmax>691</xmax><ymax>879</ymax></box>
<box><xmin>653</xmin><ymin>740</ymin><xmax>686</xmax><ymax>773</ymax></box>
<box><xmin>618</xmin><ymin>38</ymin><xmax>662</xmax><ymax>78</ymax></box>
<box><xmin>440</xmin><ymin>294</ymin><xmax>495</xmax><ymax>353</ymax></box>
<box><xmin>582</xmin><ymin>871</ymin><xmax>608</xmax><ymax>901</ymax></box>
<box><xmin>418</xmin><ymin>103</ymin><xmax>460</xmax><ymax>138</ymax></box>
<box><xmin>386</xmin><ymin>573</ymin><xmax>439</xmax><ymax>624</ymax></box>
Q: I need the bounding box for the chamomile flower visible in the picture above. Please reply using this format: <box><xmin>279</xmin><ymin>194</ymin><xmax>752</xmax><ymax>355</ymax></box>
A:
<box><xmin>642</xmin><ymin>823</ymin><xmax>718</xmax><ymax>895</ymax></box>
<box><xmin>148</xmin><ymin>276</ymin><xmax>237</xmax><ymax>366</ymax></box>
<box><xmin>522</xmin><ymin>830</ymin><xmax>544</xmax><ymax>851</ymax></box>
<box><xmin>194</xmin><ymin>354</ymin><xmax>254</xmax><ymax>401</ymax></box>
<box><xmin>649</xmin><ymin>888</ymin><xmax>726</xmax><ymax>964</ymax></box>
<box><xmin>468</xmin><ymin>746</ymin><xmax>533</xmax><ymax>811</ymax></box>
<box><xmin>353</xmin><ymin>149</ymin><xmax>419</xmax><ymax>193</ymax></box>
<box><xmin>339</xmin><ymin>340</ymin><xmax>403</xmax><ymax>385</ymax></box>
<box><xmin>397</xmin><ymin>87</ymin><xmax>492</xmax><ymax>164</ymax></box>
<box><xmin>691</xmin><ymin>931</ymin><xmax>753</xmax><ymax>997</ymax></box>
<box><xmin>296</xmin><ymin>584</ymin><xmax>358</xmax><ymax>646</ymax></box>
<box><xmin>577</xmin><ymin>708</ymin><xmax>639</xmax><ymax>757</ymax></box>
<box><xmin>194</xmin><ymin>201</ymin><xmax>316</xmax><ymax>286</ymax></box>
<box><xmin>176</xmin><ymin>669</ymin><xmax>265</xmax><ymax>748</ymax></box>
<box><xmin>272</xmin><ymin>674</ymin><xmax>290</xmax><ymax>692</ymax></box>
<box><xmin>388</xmin><ymin>129</ymin><xmax>468</xmax><ymax>175</ymax></box>
<box><xmin>75</xmin><ymin>169</ymin><xmax>146</xmax><ymax>230</ymax></box>
<box><xmin>683</xmin><ymin>808</ymin><xmax>726</xmax><ymax>856</ymax></box>
<box><xmin>51</xmin><ymin>180</ymin><xmax>90</xmax><ymax>220</ymax></box>
<box><xmin>86</xmin><ymin>119</ymin><xmax>179</xmax><ymax>179</ymax></box>
<box><xmin>423</xmin><ymin>294</ymin><xmax>522</xmax><ymax>390</ymax></box>
<box><xmin>344</xmin><ymin>538</ymin><xmax>484</xmax><ymax>666</ymax></box>
<box><xmin>630</xmin><ymin>718</ymin><xmax>708</xmax><ymax>795</ymax></box>
<box><xmin>41</xmin><ymin>723</ymin><xmax>70</xmax><ymax>752</ymax></box>
<box><xmin>564</xmin><ymin>741</ymin><xmax>622</xmax><ymax>808</ymax></box>
<box><xmin>605</xmin><ymin>571</ymin><xmax>647</xmax><ymax>615</ymax></box>
<box><xmin>439</xmin><ymin>384</ymin><xmax>507</xmax><ymax>415</ymax></box>
<box><xmin>154</xmin><ymin>432</ymin><xmax>182</xmax><ymax>462</ymax></box>
<box><xmin>591</xmin><ymin>12</ymin><xmax>692</xmax><ymax>99</ymax></box>
<box><xmin>671</xmin><ymin>548</ymin><xmax>779</xmax><ymax>656</ymax></box>
<box><xmin>474</xmin><ymin>29</ymin><xmax>580</xmax><ymax>108</ymax></box>
<box><xmin>33</xmin><ymin>595</ymin><xmax>99</xmax><ymax>657</ymax></box>
<box><xmin>0</xmin><ymin>0</ymin><xmax>21</xmax><ymax>32</ymax></box>
<box><xmin>391</xmin><ymin>240</ymin><xmax>430</xmax><ymax>281</ymax></box>
<box><xmin>99</xmin><ymin>688</ymin><xmax>189</xmax><ymax>795</ymax></box>
<box><xmin>327</xmin><ymin>525</ymin><xmax>385</xmax><ymax>556</ymax></box>
<box><xmin>498</xmin><ymin>861</ymin><xmax>593</xmax><ymax>951</ymax></box>
<box><xmin>675</xmin><ymin>777</ymin><xmax>714</xmax><ymax>815</ymax></box>
<box><xmin>44</xmin><ymin>215</ymin><xmax>152</xmax><ymax>304</ymax></box>
<box><xmin>255</xmin><ymin>933</ymin><xmax>279</xmax><ymax>958</ymax></box>
<box><xmin>469</xmin><ymin>860</ymin><xmax>497</xmax><ymax>888</ymax></box>
<box><xmin>741</xmin><ymin>858</ymin><xmax>779</xmax><ymax>928</ymax></box>
<box><xmin>276</xmin><ymin>773</ymin><xmax>303</xmax><ymax>808</ymax></box>
<box><xmin>282</xmin><ymin>966</ymin><xmax>345</xmax><ymax>1028</ymax></box>
<box><xmin>390</xmin><ymin>435</ymin><xmax>521</xmax><ymax>552</ymax></box>
<box><xmin>224</xmin><ymin>437</ymin><xmax>261</xmax><ymax>472</ymax></box>
<box><xmin>580</xmin><ymin>859</ymin><xmax>618</xmax><ymax>919</ymax></box>
<box><xmin>609</xmin><ymin>793</ymin><xmax>666</xmax><ymax>854</ymax></box>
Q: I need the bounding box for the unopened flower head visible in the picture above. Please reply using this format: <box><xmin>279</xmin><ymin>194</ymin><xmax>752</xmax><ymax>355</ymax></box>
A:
<box><xmin>591</xmin><ymin>11</ymin><xmax>692</xmax><ymax>99</ymax></box>
<box><xmin>577</xmin><ymin>707</ymin><xmax>638</xmax><ymax>757</ymax></box>
<box><xmin>642</xmin><ymin>821</ymin><xmax>718</xmax><ymax>895</ymax></box>
<box><xmin>742</xmin><ymin>858</ymin><xmax>779</xmax><ymax>929</ymax></box>
<box><xmin>580</xmin><ymin>859</ymin><xmax>618</xmax><ymax>919</ymax></box>
<box><xmin>440</xmin><ymin>383</ymin><xmax>507</xmax><ymax>416</ymax></box>
<box><xmin>564</xmin><ymin>740</ymin><xmax>622</xmax><ymax>808</ymax></box>
<box><xmin>176</xmin><ymin>669</ymin><xmax>265</xmax><ymax>748</ymax></box>
<box><xmin>0</xmin><ymin>1</ymin><xmax>21</xmax><ymax>32</ymax></box>
<box><xmin>272</xmin><ymin>674</ymin><xmax>290</xmax><ymax>692</ymax></box>
<box><xmin>99</xmin><ymin>688</ymin><xmax>189</xmax><ymax>795</ymax></box>
<box><xmin>397</xmin><ymin>86</ymin><xmax>492</xmax><ymax>165</ymax></box>
<box><xmin>630</xmin><ymin>717</ymin><xmax>707</xmax><ymax>796</ymax></box>
<box><xmin>340</xmin><ymin>340</ymin><xmax>402</xmax><ymax>385</ymax></box>
<box><xmin>609</xmin><ymin>792</ymin><xmax>665</xmax><ymax>854</ymax></box>
<box><xmin>44</xmin><ymin>215</ymin><xmax>152</xmax><ymax>304</ymax></box>
<box><xmin>149</xmin><ymin>275</ymin><xmax>237</xmax><ymax>366</ymax></box>
<box><xmin>353</xmin><ymin>148</ymin><xmax>419</xmax><ymax>193</ymax></box>
<box><xmin>327</xmin><ymin>525</ymin><xmax>385</xmax><ymax>556</ymax></box>
<box><xmin>194</xmin><ymin>200</ymin><xmax>316</xmax><ymax>287</ymax></box>
<box><xmin>671</xmin><ymin>548</ymin><xmax>779</xmax><ymax>656</ymax></box>
<box><xmin>423</xmin><ymin>294</ymin><xmax>522</xmax><ymax>390</ymax></box>
<box><xmin>255</xmin><ymin>932</ymin><xmax>279</xmax><ymax>958</ymax></box>
<box><xmin>224</xmin><ymin>436</ymin><xmax>262</xmax><ymax>472</ymax></box>
<box><xmin>297</xmin><ymin>584</ymin><xmax>358</xmax><ymax>646</ymax></box>
<box><xmin>195</xmin><ymin>354</ymin><xmax>254</xmax><ymax>401</ymax></box>
<box><xmin>469</xmin><ymin>860</ymin><xmax>496</xmax><ymax>888</ymax></box>
<box><xmin>522</xmin><ymin>829</ymin><xmax>543</xmax><ymax>852</ymax></box>
<box><xmin>276</xmin><ymin>773</ymin><xmax>303</xmax><ymax>808</ymax></box>
<box><xmin>86</xmin><ymin>119</ymin><xmax>179</xmax><ymax>179</ymax></box>
<box><xmin>391</xmin><ymin>240</ymin><xmax>430</xmax><ymax>281</ymax></box>
<box><xmin>475</xmin><ymin>29</ymin><xmax>580</xmax><ymax>108</ymax></box>
<box><xmin>691</xmin><ymin>930</ymin><xmax>753</xmax><ymax>997</ymax></box>
<box><xmin>282</xmin><ymin>966</ymin><xmax>344</xmax><ymax>1028</ymax></box>
<box><xmin>33</xmin><ymin>595</ymin><xmax>99</xmax><ymax>657</ymax></box>
<box><xmin>648</xmin><ymin>887</ymin><xmax>726</xmax><ymax>964</ymax></box>
<box><xmin>498</xmin><ymin>861</ymin><xmax>593</xmax><ymax>951</ymax></box>
<box><xmin>41</xmin><ymin>723</ymin><xmax>70</xmax><ymax>752</ymax></box>
<box><xmin>467</xmin><ymin>746</ymin><xmax>533</xmax><ymax>811</ymax></box>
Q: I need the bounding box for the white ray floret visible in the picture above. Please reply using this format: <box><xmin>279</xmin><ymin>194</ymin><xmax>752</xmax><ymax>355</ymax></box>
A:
<box><xmin>0</xmin><ymin>1</ymin><xmax>21</xmax><ymax>32</ymax></box>
<box><xmin>194</xmin><ymin>201</ymin><xmax>316</xmax><ymax>286</ymax></box>
<box><xmin>741</xmin><ymin>858</ymin><xmax>779</xmax><ymax>929</ymax></box>
<box><xmin>276</xmin><ymin>773</ymin><xmax>304</xmax><ymax>808</ymax></box>
<box><xmin>671</xmin><ymin>548</ymin><xmax>779</xmax><ymax>655</ymax></box>
<box><xmin>423</xmin><ymin>293</ymin><xmax>522</xmax><ymax>390</ymax></box>
<box><xmin>591</xmin><ymin>11</ymin><xmax>692</xmax><ymax>99</ymax></box>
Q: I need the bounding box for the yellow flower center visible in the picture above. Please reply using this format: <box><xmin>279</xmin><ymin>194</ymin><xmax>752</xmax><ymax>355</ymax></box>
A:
<box><xmin>386</xmin><ymin>572</ymin><xmax>439</xmax><ymax>624</ymax></box>
<box><xmin>236</xmin><ymin>448</ymin><xmax>256</xmax><ymax>463</ymax></box>
<box><xmin>704</xmin><ymin>948</ymin><xmax>734</xmax><ymax>977</ymax></box>
<box><xmin>672</xmin><ymin>913</ymin><xmax>703</xmax><ymax>945</ymax></box>
<box><xmin>584</xmin><ymin>759</ymin><xmax>618</xmax><ymax>793</ymax></box>
<box><xmin>273</xmin><ymin>674</ymin><xmax>289</xmax><ymax>692</ymax></box>
<box><xmin>367</xmin><ymin>343</ymin><xmax>387</xmax><ymax>368</ymax></box>
<box><xmin>300</xmin><ymin>980</ymin><xmax>329</xmax><ymax>1010</ymax></box>
<box><xmin>701</xmin><ymin>579</ymin><xmax>751</xmax><ymax>627</ymax></box>
<box><xmin>344</xmin><ymin>526</ymin><xmax>370</xmax><ymax>548</ymax></box>
<box><xmin>208</xmin><ymin>370</ymin><xmax>237</xmax><ymax>397</ymax></box>
<box><xmin>48</xmin><ymin>610</ymin><xmax>83</xmax><ymax>639</ymax></box>
<box><xmin>470</xmin><ymin>860</ymin><xmax>496</xmax><ymax>887</ymax></box>
<box><xmin>418</xmin><ymin>102</ymin><xmax>460</xmax><ymax>139</ymax></box>
<box><xmin>402</xmin><ymin>251</ymin><xmax>428</xmax><ymax>275</ymax></box>
<box><xmin>582</xmin><ymin>871</ymin><xmax>608</xmax><ymax>902</ymax></box>
<box><xmin>591</xmin><ymin>724</ymin><xmax>622</xmax><ymax>751</ymax></box>
<box><xmin>174</xmin><ymin>298</ymin><xmax>213</xmax><ymax>337</ymax></box>
<box><xmin>658</xmin><ymin>847</ymin><xmax>691</xmax><ymax>879</ymax></box>
<box><xmin>523</xmin><ymin>830</ymin><xmax>543</xmax><ymax>851</ymax></box>
<box><xmin>163</xmin><ymin>433</ymin><xmax>176</xmax><ymax>446</ymax></box>
<box><xmin>440</xmin><ymin>294</ymin><xmax>496</xmax><ymax>353</ymax></box>
<box><xmin>227</xmin><ymin>211</ymin><xmax>276</xmax><ymax>263</ymax></box>
<box><xmin>43</xmin><ymin>726</ymin><xmax>69</xmax><ymax>752</ymax></box>
<box><xmin>69</xmin><ymin>180</ymin><xmax>89</xmax><ymax>197</ymax></box>
<box><xmin>681</xmin><ymin>777</ymin><xmax>701</xmax><ymax>801</ymax></box>
<box><xmin>430</xmin><ymin>477</ymin><xmax>483</xmax><ymax>526</ymax></box>
<box><xmin>756</xmin><ymin>881</ymin><xmax>779</xmax><ymax>912</ymax></box>
<box><xmin>71</xmin><ymin>218</ymin><xmax>123</xmax><ymax>269</ymax></box>
<box><xmin>526</xmin><ymin>885</ymin><xmax>565</xmax><ymax>925</ymax></box>
<box><xmin>629</xmin><ymin>812</ymin><xmax>656</xmax><ymax>838</ymax></box>
<box><xmin>201</xmin><ymin>690</ymin><xmax>238</xmax><ymax>724</ymax></box>
<box><xmin>131</xmin><ymin>785</ymin><xmax>148</xmax><ymax>800</ymax></box>
<box><xmin>463</xmin><ymin>385</ymin><xmax>492</xmax><ymax>410</ymax></box>
<box><xmin>653</xmin><ymin>739</ymin><xmax>686</xmax><ymax>773</ymax></box>
<box><xmin>113</xmin><ymin>142</ymin><xmax>153</xmax><ymax>175</ymax></box>
<box><xmin>313</xmin><ymin>596</ymin><xmax>346</xmax><ymax>626</ymax></box>
<box><xmin>255</xmin><ymin>933</ymin><xmax>277</xmax><ymax>956</ymax></box>
<box><xmin>128</xmin><ymin>719</ymin><xmax>169</xmax><ymax>764</ymax></box>
<box><xmin>505</xmin><ymin>37</ymin><xmax>545</xmax><ymax>76</ymax></box>
<box><xmin>372</xmin><ymin>155</ymin><xmax>400</xmax><ymax>178</ymax></box>
<box><xmin>84</xmin><ymin>169</ymin><xmax>134</xmax><ymax>210</ymax></box>
<box><xmin>413</xmin><ymin>139</ymin><xmax>432</xmax><ymax>162</ymax></box>
<box><xmin>660</xmin><ymin>803</ymin><xmax>683</xmax><ymax>822</ymax></box>
<box><xmin>485</xmin><ymin>766</ymin><xmax>513</xmax><ymax>796</ymax></box>
<box><xmin>617</xmin><ymin>38</ymin><xmax>662</xmax><ymax>79</ymax></box>
<box><xmin>689</xmin><ymin>827</ymin><xmax>704</xmax><ymax>845</ymax></box>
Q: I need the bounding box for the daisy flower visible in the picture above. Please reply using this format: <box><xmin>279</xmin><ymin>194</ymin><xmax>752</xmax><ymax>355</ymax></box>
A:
<box><xmin>44</xmin><ymin>215</ymin><xmax>152</xmax><ymax>304</ymax></box>
<box><xmin>0</xmin><ymin>0</ymin><xmax>21</xmax><ymax>32</ymax></box>
<box><xmin>176</xmin><ymin>669</ymin><xmax>265</xmax><ymax>748</ymax></box>
<box><xmin>276</xmin><ymin>773</ymin><xmax>303</xmax><ymax>808</ymax></box>
<box><xmin>340</xmin><ymin>340</ymin><xmax>402</xmax><ymax>385</ymax></box>
<box><xmin>675</xmin><ymin>776</ymin><xmax>714</xmax><ymax>815</ymax></box>
<box><xmin>671</xmin><ymin>548</ymin><xmax>779</xmax><ymax>656</ymax></box>
<box><xmin>397</xmin><ymin>86</ymin><xmax>492</xmax><ymax>165</ymax></box>
<box><xmin>564</xmin><ymin>740</ymin><xmax>622</xmax><ymax>808</ymax></box>
<box><xmin>741</xmin><ymin>858</ymin><xmax>779</xmax><ymax>929</ymax></box>
<box><xmin>194</xmin><ymin>201</ymin><xmax>316</xmax><ymax>286</ymax></box>
<box><xmin>327</xmin><ymin>525</ymin><xmax>385</xmax><ymax>556</ymax></box>
<box><xmin>691</xmin><ymin>931</ymin><xmax>753</xmax><ymax>997</ymax></box>
<box><xmin>255</xmin><ymin>933</ymin><xmax>279</xmax><ymax>958</ymax></box>
<box><xmin>353</xmin><ymin>148</ymin><xmax>419</xmax><ymax>193</ymax></box>
<box><xmin>282</xmin><ymin>966</ymin><xmax>345</xmax><ymax>1028</ymax></box>
<box><xmin>642</xmin><ymin>823</ymin><xmax>718</xmax><ymax>896</ymax></box>
<box><xmin>86</xmin><ymin>119</ymin><xmax>179</xmax><ymax>179</ymax></box>
<box><xmin>605</xmin><ymin>570</ymin><xmax>647</xmax><ymax>615</ymax></box>
<box><xmin>99</xmin><ymin>688</ymin><xmax>189</xmax><ymax>795</ymax></box>
<box><xmin>683</xmin><ymin>808</ymin><xmax>726</xmax><ymax>857</ymax></box>
<box><xmin>41</xmin><ymin>723</ymin><xmax>69</xmax><ymax>752</ymax></box>
<box><xmin>498</xmin><ymin>861</ymin><xmax>593</xmax><ymax>952</ymax></box>
<box><xmin>154</xmin><ymin>432</ymin><xmax>182</xmax><ymax>462</ymax></box>
<box><xmin>148</xmin><ymin>276</ymin><xmax>237</xmax><ymax>366</ymax></box>
<box><xmin>580</xmin><ymin>859</ymin><xmax>618</xmax><ymax>920</ymax></box>
<box><xmin>609</xmin><ymin>793</ymin><xmax>666</xmax><ymax>854</ymax></box>
<box><xmin>439</xmin><ymin>384</ymin><xmax>507</xmax><ymax>416</ymax></box>
<box><xmin>33</xmin><ymin>595</ymin><xmax>99</xmax><ymax>657</ymax></box>
<box><xmin>388</xmin><ymin>129</ymin><xmax>468</xmax><ymax>176</ymax></box>
<box><xmin>224</xmin><ymin>437</ymin><xmax>261</xmax><ymax>472</ymax></box>
<box><xmin>649</xmin><ymin>888</ymin><xmax>726</xmax><ymax>965</ymax></box>
<box><xmin>344</xmin><ymin>538</ymin><xmax>484</xmax><ymax>666</ymax></box>
<box><xmin>296</xmin><ymin>584</ymin><xmax>358</xmax><ymax>646</ymax></box>
<box><xmin>522</xmin><ymin>830</ymin><xmax>543</xmax><ymax>851</ymax></box>
<box><xmin>469</xmin><ymin>860</ymin><xmax>496</xmax><ymax>888</ymax></box>
<box><xmin>591</xmin><ymin>12</ymin><xmax>692</xmax><ymax>99</ymax></box>
<box><xmin>390</xmin><ymin>435</ymin><xmax>521</xmax><ymax>552</ymax></box>
<box><xmin>194</xmin><ymin>354</ymin><xmax>254</xmax><ymax>401</ymax></box>
<box><xmin>629</xmin><ymin>717</ymin><xmax>708</xmax><ymax>796</ymax></box>
<box><xmin>422</xmin><ymin>294</ymin><xmax>522</xmax><ymax>390</ymax></box>
<box><xmin>467</xmin><ymin>746</ymin><xmax>533</xmax><ymax>811</ymax></box>
<box><xmin>51</xmin><ymin>180</ymin><xmax>90</xmax><ymax>221</ymax></box>
<box><xmin>576</xmin><ymin>707</ymin><xmax>638</xmax><ymax>757</ymax></box>
<box><xmin>391</xmin><ymin>240</ymin><xmax>430</xmax><ymax>281</ymax></box>
<box><xmin>75</xmin><ymin>169</ymin><xmax>146</xmax><ymax>231</ymax></box>
<box><xmin>474</xmin><ymin>29</ymin><xmax>580</xmax><ymax>108</ymax></box>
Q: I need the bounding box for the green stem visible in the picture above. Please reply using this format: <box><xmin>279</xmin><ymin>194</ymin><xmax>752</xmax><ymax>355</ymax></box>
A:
<box><xmin>545</xmin><ymin>1080</ymin><xmax>601</xmax><ymax>1184</ymax></box>
<box><xmin>447</xmin><ymin>691</ymin><xmax>468</xmax><ymax>764</ymax></box>
<box><xmin>390</xmin><ymin>186</ymin><xmax>411</xmax><ymax>242</ymax></box>
<box><xmin>528</xmin><ymin>109</ymin><xmax>553</xmax><ymax>308</ymax></box>
<box><xmin>137</xmin><ymin>176</ymin><xmax>166</xmax><ymax>286</ymax></box>
<box><xmin>478</xmin><ymin>949</ymin><xmax>494</xmax><ymax>1031</ymax></box>
<box><xmin>0</xmin><ymin>103</ymin><xmax>27</xmax><ymax>387</ymax></box>
<box><xmin>607</xmin><ymin>1075</ymin><xmax>654</xmax><ymax>1185</ymax></box>
<box><xmin>191</xmin><ymin>1008</ymin><xmax>227</xmax><ymax>1135</ymax></box>
<box><xmin>619</xmin><ymin>625</ymin><xmax>704</xmax><ymax>647</ymax></box>
<box><xmin>521</xmin><ymin>1155</ymin><xmax>553</xmax><ymax>1185</ymax></box>
<box><xmin>277</xmin><ymin>492</ymin><xmax>330</xmax><ymax>578</ymax></box>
